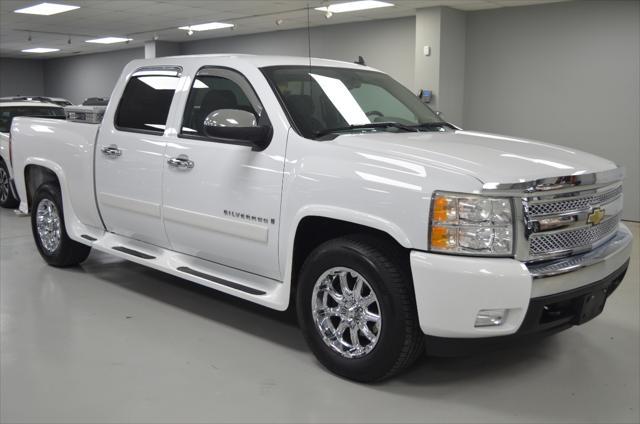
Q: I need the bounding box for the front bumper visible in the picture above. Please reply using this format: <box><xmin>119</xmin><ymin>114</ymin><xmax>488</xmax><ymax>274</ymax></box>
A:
<box><xmin>409</xmin><ymin>223</ymin><xmax>633</xmax><ymax>339</ymax></box>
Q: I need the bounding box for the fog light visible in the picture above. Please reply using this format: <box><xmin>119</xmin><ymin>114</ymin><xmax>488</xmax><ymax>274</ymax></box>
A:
<box><xmin>475</xmin><ymin>309</ymin><xmax>507</xmax><ymax>327</ymax></box>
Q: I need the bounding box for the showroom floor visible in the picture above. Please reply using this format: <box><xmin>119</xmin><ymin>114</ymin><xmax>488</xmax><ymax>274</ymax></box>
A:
<box><xmin>1</xmin><ymin>208</ymin><xmax>638</xmax><ymax>424</ymax></box>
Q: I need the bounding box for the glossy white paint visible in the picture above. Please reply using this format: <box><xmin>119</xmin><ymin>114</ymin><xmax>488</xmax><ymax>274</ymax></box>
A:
<box><xmin>158</xmin><ymin>61</ymin><xmax>289</xmax><ymax>280</ymax></box>
<box><xmin>0</xmin><ymin>133</ymin><xmax>11</xmax><ymax>177</ymax></box>
<box><xmin>410</xmin><ymin>251</ymin><xmax>532</xmax><ymax>337</ymax></box>
<box><xmin>94</xmin><ymin>126</ymin><xmax>170</xmax><ymax>247</ymax></box>
<box><xmin>0</xmin><ymin>101</ymin><xmax>62</xmax><ymax>179</ymax></box>
<box><xmin>11</xmin><ymin>118</ymin><xmax>103</xmax><ymax>233</ymax></box>
<box><xmin>163</xmin><ymin>206</ymin><xmax>269</xmax><ymax>243</ymax></box>
<box><xmin>98</xmin><ymin>192</ymin><xmax>161</xmax><ymax>218</ymax></box>
<box><xmin>8</xmin><ymin>54</ymin><xmax>631</xmax><ymax>333</ymax></box>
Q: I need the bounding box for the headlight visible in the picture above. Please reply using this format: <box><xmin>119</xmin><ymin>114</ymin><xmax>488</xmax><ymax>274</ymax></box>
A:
<box><xmin>429</xmin><ymin>191</ymin><xmax>514</xmax><ymax>256</ymax></box>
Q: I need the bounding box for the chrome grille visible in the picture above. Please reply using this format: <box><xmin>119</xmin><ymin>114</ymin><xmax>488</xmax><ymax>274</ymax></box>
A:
<box><xmin>529</xmin><ymin>213</ymin><xmax>620</xmax><ymax>256</ymax></box>
<box><xmin>528</xmin><ymin>185</ymin><xmax>622</xmax><ymax>216</ymax></box>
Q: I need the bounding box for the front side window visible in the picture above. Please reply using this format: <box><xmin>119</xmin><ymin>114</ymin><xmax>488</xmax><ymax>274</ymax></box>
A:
<box><xmin>115</xmin><ymin>69</ymin><xmax>180</xmax><ymax>133</ymax></box>
<box><xmin>0</xmin><ymin>106</ymin><xmax>64</xmax><ymax>133</ymax></box>
<box><xmin>262</xmin><ymin>66</ymin><xmax>445</xmax><ymax>139</ymax></box>
<box><xmin>181</xmin><ymin>69</ymin><xmax>265</xmax><ymax>138</ymax></box>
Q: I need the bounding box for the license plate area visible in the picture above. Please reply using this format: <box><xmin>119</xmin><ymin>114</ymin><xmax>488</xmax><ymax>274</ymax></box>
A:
<box><xmin>576</xmin><ymin>288</ymin><xmax>608</xmax><ymax>324</ymax></box>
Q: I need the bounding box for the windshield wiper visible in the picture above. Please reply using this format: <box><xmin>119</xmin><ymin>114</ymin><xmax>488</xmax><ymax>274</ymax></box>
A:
<box><xmin>315</xmin><ymin>122</ymin><xmax>419</xmax><ymax>139</ymax></box>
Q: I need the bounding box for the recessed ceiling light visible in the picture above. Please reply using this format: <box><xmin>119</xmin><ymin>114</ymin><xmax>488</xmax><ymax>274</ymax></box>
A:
<box><xmin>178</xmin><ymin>22</ymin><xmax>234</xmax><ymax>32</ymax></box>
<box><xmin>22</xmin><ymin>47</ymin><xmax>60</xmax><ymax>53</ymax></box>
<box><xmin>14</xmin><ymin>2</ymin><xmax>79</xmax><ymax>16</ymax></box>
<box><xmin>86</xmin><ymin>37</ymin><xmax>132</xmax><ymax>44</ymax></box>
<box><xmin>315</xmin><ymin>1</ymin><xmax>394</xmax><ymax>14</ymax></box>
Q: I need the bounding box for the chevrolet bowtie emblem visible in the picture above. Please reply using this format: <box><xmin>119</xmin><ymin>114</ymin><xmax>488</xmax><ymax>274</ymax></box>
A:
<box><xmin>587</xmin><ymin>208</ymin><xmax>605</xmax><ymax>226</ymax></box>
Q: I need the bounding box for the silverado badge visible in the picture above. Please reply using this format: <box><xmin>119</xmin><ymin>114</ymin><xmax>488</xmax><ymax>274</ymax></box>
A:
<box><xmin>587</xmin><ymin>208</ymin><xmax>605</xmax><ymax>226</ymax></box>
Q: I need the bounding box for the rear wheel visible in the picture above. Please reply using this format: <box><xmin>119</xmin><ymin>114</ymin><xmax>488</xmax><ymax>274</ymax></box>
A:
<box><xmin>297</xmin><ymin>235</ymin><xmax>424</xmax><ymax>382</ymax></box>
<box><xmin>31</xmin><ymin>183</ymin><xmax>91</xmax><ymax>267</ymax></box>
<box><xmin>0</xmin><ymin>161</ymin><xmax>19</xmax><ymax>209</ymax></box>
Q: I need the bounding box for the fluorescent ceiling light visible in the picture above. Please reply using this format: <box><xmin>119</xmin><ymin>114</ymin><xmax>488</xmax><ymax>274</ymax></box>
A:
<box><xmin>178</xmin><ymin>22</ymin><xmax>234</xmax><ymax>32</ymax></box>
<box><xmin>22</xmin><ymin>47</ymin><xmax>60</xmax><ymax>53</ymax></box>
<box><xmin>315</xmin><ymin>1</ymin><xmax>393</xmax><ymax>13</ymax></box>
<box><xmin>86</xmin><ymin>37</ymin><xmax>132</xmax><ymax>44</ymax></box>
<box><xmin>14</xmin><ymin>2</ymin><xmax>79</xmax><ymax>15</ymax></box>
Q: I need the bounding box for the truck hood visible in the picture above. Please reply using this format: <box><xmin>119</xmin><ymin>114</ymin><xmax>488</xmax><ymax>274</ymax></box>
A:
<box><xmin>331</xmin><ymin>130</ymin><xmax>617</xmax><ymax>185</ymax></box>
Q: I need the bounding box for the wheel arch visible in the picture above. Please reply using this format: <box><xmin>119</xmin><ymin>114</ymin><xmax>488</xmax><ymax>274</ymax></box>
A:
<box><xmin>24</xmin><ymin>164</ymin><xmax>61</xmax><ymax>211</ymax></box>
<box><xmin>281</xmin><ymin>207</ymin><xmax>414</xmax><ymax>309</ymax></box>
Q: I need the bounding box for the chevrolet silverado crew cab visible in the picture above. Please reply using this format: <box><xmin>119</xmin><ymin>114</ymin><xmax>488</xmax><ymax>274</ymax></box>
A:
<box><xmin>9</xmin><ymin>54</ymin><xmax>632</xmax><ymax>382</ymax></box>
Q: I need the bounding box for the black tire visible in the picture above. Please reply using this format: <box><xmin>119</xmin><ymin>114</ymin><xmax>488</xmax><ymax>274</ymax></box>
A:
<box><xmin>0</xmin><ymin>160</ymin><xmax>19</xmax><ymax>209</ymax></box>
<box><xmin>297</xmin><ymin>235</ymin><xmax>424</xmax><ymax>382</ymax></box>
<box><xmin>31</xmin><ymin>183</ymin><xmax>91</xmax><ymax>267</ymax></box>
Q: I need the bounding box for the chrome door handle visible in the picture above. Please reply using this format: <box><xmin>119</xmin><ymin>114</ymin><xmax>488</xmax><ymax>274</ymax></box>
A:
<box><xmin>167</xmin><ymin>155</ymin><xmax>195</xmax><ymax>169</ymax></box>
<box><xmin>101</xmin><ymin>144</ymin><xmax>122</xmax><ymax>158</ymax></box>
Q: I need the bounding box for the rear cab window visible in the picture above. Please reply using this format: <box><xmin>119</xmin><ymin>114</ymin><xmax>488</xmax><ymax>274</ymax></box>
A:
<box><xmin>115</xmin><ymin>67</ymin><xmax>181</xmax><ymax>134</ymax></box>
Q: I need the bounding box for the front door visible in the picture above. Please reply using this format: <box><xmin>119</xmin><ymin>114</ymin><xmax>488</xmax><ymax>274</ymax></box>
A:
<box><xmin>95</xmin><ymin>67</ymin><xmax>181</xmax><ymax>247</ymax></box>
<box><xmin>162</xmin><ymin>67</ymin><xmax>285</xmax><ymax>280</ymax></box>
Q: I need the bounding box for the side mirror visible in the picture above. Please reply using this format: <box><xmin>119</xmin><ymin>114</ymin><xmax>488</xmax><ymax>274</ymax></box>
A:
<box><xmin>203</xmin><ymin>109</ymin><xmax>271</xmax><ymax>150</ymax></box>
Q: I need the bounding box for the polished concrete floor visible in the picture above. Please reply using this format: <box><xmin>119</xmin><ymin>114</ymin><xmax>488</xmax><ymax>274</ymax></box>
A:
<box><xmin>1</xmin><ymin>207</ymin><xmax>638</xmax><ymax>424</ymax></box>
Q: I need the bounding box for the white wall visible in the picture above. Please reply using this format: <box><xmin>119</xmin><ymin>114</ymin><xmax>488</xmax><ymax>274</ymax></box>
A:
<box><xmin>43</xmin><ymin>48</ymin><xmax>144</xmax><ymax>104</ymax></box>
<box><xmin>182</xmin><ymin>17</ymin><xmax>415</xmax><ymax>90</ymax></box>
<box><xmin>464</xmin><ymin>0</ymin><xmax>640</xmax><ymax>221</ymax></box>
<box><xmin>0</xmin><ymin>58</ymin><xmax>44</xmax><ymax>97</ymax></box>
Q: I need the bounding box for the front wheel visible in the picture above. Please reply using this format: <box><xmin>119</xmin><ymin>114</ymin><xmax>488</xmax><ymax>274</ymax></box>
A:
<box><xmin>0</xmin><ymin>161</ymin><xmax>19</xmax><ymax>209</ymax></box>
<box><xmin>31</xmin><ymin>183</ymin><xmax>91</xmax><ymax>267</ymax></box>
<box><xmin>297</xmin><ymin>235</ymin><xmax>424</xmax><ymax>382</ymax></box>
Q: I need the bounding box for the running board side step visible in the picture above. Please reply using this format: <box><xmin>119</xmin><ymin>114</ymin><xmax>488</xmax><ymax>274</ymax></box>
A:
<box><xmin>112</xmin><ymin>246</ymin><xmax>156</xmax><ymax>259</ymax></box>
<box><xmin>84</xmin><ymin>232</ymin><xmax>288</xmax><ymax>310</ymax></box>
<box><xmin>177</xmin><ymin>267</ymin><xmax>266</xmax><ymax>295</ymax></box>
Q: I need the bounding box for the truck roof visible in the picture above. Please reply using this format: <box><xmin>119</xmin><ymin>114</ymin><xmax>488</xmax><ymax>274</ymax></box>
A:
<box><xmin>126</xmin><ymin>53</ymin><xmax>380</xmax><ymax>73</ymax></box>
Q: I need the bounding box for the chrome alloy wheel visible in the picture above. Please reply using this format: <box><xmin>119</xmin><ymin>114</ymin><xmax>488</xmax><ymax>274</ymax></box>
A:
<box><xmin>0</xmin><ymin>167</ymin><xmax>9</xmax><ymax>203</ymax></box>
<box><xmin>36</xmin><ymin>198</ymin><xmax>61</xmax><ymax>254</ymax></box>
<box><xmin>311</xmin><ymin>267</ymin><xmax>382</xmax><ymax>358</ymax></box>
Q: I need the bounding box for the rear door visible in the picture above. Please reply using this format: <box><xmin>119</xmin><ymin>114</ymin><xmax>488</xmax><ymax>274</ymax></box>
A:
<box><xmin>94</xmin><ymin>67</ymin><xmax>181</xmax><ymax>247</ymax></box>
<box><xmin>161</xmin><ymin>67</ymin><xmax>286</xmax><ymax>280</ymax></box>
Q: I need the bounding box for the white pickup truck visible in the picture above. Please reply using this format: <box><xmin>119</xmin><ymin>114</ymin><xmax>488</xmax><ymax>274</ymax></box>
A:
<box><xmin>9</xmin><ymin>54</ymin><xmax>632</xmax><ymax>382</ymax></box>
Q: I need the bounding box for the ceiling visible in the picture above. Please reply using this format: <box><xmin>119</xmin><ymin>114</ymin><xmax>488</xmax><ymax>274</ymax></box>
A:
<box><xmin>0</xmin><ymin>0</ymin><xmax>568</xmax><ymax>59</ymax></box>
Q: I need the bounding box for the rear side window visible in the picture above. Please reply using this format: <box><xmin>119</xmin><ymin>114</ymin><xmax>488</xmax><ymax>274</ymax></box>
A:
<box><xmin>115</xmin><ymin>68</ymin><xmax>180</xmax><ymax>133</ymax></box>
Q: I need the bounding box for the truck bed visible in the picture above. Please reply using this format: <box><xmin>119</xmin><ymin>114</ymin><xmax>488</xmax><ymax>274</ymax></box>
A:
<box><xmin>11</xmin><ymin>117</ymin><xmax>104</xmax><ymax>233</ymax></box>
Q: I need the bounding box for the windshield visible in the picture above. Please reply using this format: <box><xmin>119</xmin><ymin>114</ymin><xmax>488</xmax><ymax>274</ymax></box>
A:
<box><xmin>0</xmin><ymin>106</ymin><xmax>65</xmax><ymax>133</ymax></box>
<box><xmin>262</xmin><ymin>66</ymin><xmax>445</xmax><ymax>139</ymax></box>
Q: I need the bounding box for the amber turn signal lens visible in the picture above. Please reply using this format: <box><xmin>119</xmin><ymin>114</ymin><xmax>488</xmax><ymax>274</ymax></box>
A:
<box><xmin>432</xmin><ymin>195</ymin><xmax>450</xmax><ymax>222</ymax></box>
<box><xmin>430</xmin><ymin>225</ymin><xmax>454</xmax><ymax>250</ymax></box>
